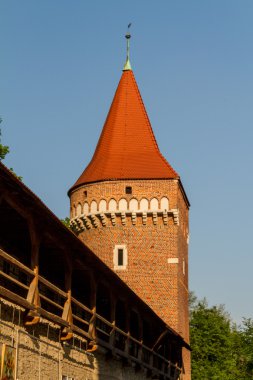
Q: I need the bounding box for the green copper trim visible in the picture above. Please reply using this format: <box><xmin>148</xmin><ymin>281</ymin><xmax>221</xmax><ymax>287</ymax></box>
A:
<box><xmin>123</xmin><ymin>26</ymin><xmax>132</xmax><ymax>71</ymax></box>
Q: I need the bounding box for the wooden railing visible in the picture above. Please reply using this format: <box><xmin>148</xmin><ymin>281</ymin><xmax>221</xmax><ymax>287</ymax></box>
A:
<box><xmin>0</xmin><ymin>248</ymin><xmax>181</xmax><ymax>380</ymax></box>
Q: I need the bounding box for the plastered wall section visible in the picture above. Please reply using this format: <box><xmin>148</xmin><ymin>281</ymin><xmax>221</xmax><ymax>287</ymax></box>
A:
<box><xmin>0</xmin><ymin>300</ymin><xmax>149</xmax><ymax>380</ymax></box>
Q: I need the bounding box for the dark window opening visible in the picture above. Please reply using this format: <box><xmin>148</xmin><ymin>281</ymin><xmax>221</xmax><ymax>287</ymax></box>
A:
<box><xmin>125</xmin><ymin>186</ymin><xmax>132</xmax><ymax>194</ymax></box>
<box><xmin>83</xmin><ymin>190</ymin><xmax>87</xmax><ymax>198</ymax></box>
<box><xmin>118</xmin><ymin>249</ymin><xmax>124</xmax><ymax>266</ymax></box>
<box><xmin>130</xmin><ymin>310</ymin><xmax>140</xmax><ymax>340</ymax></box>
<box><xmin>115</xmin><ymin>299</ymin><xmax>127</xmax><ymax>350</ymax></box>
<box><xmin>143</xmin><ymin>319</ymin><xmax>154</xmax><ymax>346</ymax></box>
<box><xmin>115</xmin><ymin>299</ymin><xmax>126</xmax><ymax>331</ymax></box>
<box><xmin>72</xmin><ymin>270</ymin><xmax>91</xmax><ymax>308</ymax></box>
<box><xmin>96</xmin><ymin>283</ymin><xmax>111</xmax><ymax>321</ymax></box>
<box><xmin>0</xmin><ymin>200</ymin><xmax>31</xmax><ymax>267</ymax></box>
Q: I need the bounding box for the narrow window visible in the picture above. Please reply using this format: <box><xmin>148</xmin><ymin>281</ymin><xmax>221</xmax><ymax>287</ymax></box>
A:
<box><xmin>113</xmin><ymin>245</ymin><xmax>127</xmax><ymax>270</ymax></box>
<box><xmin>125</xmin><ymin>186</ymin><xmax>132</xmax><ymax>194</ymax></box>
<box><xmin>118</xmin><ymin>249</ymin><xmax>124</xmax><ymax>266</ymax></box>
<box><xmin>83</xmin><ymin>190</ymin><xmax>87</xmax><ymax>198</ymax></box>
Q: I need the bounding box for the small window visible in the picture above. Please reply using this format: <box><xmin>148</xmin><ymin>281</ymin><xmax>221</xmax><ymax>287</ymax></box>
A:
<box><xmin>113</xmin><ymin>245</ymin><xmax>127</xmax><ymax>270</ymax></box>
<box><xmin>118</xmin><ymin>249</ymin><xmax>124</xmax><ymax>266</ymax></box>
<box><xmin>83</xmin><ymin>190</ymin><xmax>87</xmax><ymax>198</ymax></box>
<box><xmin>125</xmin><ymin>186</ymin><xmax>132</xmax><ymax>194</ymax></box>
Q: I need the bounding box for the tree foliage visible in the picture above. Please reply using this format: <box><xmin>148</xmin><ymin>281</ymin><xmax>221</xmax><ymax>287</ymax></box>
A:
<box><xmin>0</xmin><ymin>118</ymin><xmax>22</xmax><ymax>180</ymax></box>
<box><xmin>0</xmin><ymin>119</ymin><xmax>10</xmax><ymax>160</ymax></box>
<box><xmin>61</xmin><ymin>217</ymin><xmax>70</xmax><ymax>228</ymax></box>
<box><xmin>190</xmin><ymin>293</ymin><xmax>253</xmax><ymax>380</ymax></box>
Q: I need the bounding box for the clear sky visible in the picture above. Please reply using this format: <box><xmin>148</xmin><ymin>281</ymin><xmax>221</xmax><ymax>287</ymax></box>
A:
<box><xmin>1</xmin><ymin>1</ymin><xmax>252</xmax><ymax>324</ymax></box>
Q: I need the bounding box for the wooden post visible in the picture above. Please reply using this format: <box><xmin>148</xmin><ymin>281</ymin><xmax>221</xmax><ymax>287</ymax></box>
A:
<box><xmin>87</xmin><ymin>272</ymin><xmax>98</xmax><ymax>352</ymax></box>
<box><xmin>125</xmin><ymin>303</ymin><xmax>131</xmax><ymax>356</ymax></box>
<box><xmin>60</xmin><ymin>253</ymin><xmax>73</xmax><ymax>341</ymax></box>
<box><xmin>24</xmin><ymin>220</ymin><xmax>40</xmax><ymax>326</ymax></box>
<box><xmin>137</xmin><ymin>312</ymin><xmax>143</xmax><ymax>361</ymax></box>
<box><xmin>109</xmin><ymin>293</ymin><xmax>116</xmax><ymax>349</ymax></box>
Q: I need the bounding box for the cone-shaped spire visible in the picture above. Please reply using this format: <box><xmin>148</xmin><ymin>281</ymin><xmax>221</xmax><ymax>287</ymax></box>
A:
<box><xmin>70</xmin><ymin>69</ymin><xmax>178</xmax><ymax>192</ymax></box>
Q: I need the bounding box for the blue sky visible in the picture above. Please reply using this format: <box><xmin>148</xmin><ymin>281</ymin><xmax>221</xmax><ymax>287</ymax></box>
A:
<box><xmin>1</xmin><ymin>1</ymin><xmax>253</xmax><ymax>323</ymax></box>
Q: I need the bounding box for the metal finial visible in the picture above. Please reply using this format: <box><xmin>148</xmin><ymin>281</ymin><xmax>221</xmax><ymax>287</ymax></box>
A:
<box><xmin>123</xmin><ymin>23</ymin><xmax>132</xmax><ymax>71</ymax></box>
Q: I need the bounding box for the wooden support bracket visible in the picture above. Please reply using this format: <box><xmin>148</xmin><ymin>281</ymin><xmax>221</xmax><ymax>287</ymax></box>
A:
<box><xmin>24</xmin><ymin>268</ymin><xmax>40</xmax><ymax>326</ymax></box>
<box><xmin>60</xmin><ymin>297</ymin><xmax>73</xmax><ymax>341</ymax></box>
<box><xmin>86</xmin><ymin>310</ymin><xmax>98</xmax><ymax>352</ymax></box>
<box><xmin>88</xmin><ymin>311</ymin><xmax>96</xmax><ymax>340</ymax></box>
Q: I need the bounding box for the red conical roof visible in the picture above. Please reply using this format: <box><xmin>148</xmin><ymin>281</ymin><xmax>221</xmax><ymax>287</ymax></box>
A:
<box><xmin>70</xmin><ymin>70</ymin><xmax>178</xmax><ymax>192</ymax></box>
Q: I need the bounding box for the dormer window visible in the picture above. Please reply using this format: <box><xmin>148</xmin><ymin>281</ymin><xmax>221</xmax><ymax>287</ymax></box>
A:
<box><xmin>125</xmin><ymin>186</ymin><xmax>132</xmax><ymax>194</ymax></box>
<box><xmin>113</xmin><ymin>245</ymin><xmax>127</xmax><ymax>270</ymax></box>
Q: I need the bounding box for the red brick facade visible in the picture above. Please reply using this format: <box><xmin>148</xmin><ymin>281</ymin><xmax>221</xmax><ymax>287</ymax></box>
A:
<box><xmin>70</xmin><ymin>179</ymin><xmax>189</xmax><ymax>341</ymax></box>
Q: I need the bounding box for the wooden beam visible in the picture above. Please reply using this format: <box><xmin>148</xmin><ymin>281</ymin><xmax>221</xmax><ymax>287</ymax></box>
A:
<box><xmin>24</xmin><ymin>218</ymin><xmax>41</xmax><ymax>326</ymax></box>
<box><xmin>0</xmin><ymin>270</ymin><xmax>29</xmax><ymax>290</ymax></box>
<box><xmin>60</xmin><ymin>252</ymin><xmax>73</xmax><ymax>341</ymax></box>
<box><xmin>152</xmin><ymin>329</ymin><xmax>169</xmax><ymax>351</ymax></box>
<box><xmin>2</xmin><ymin>193</ymin><xmax>32</xmax><ymax>221</ymax></box>
<box><xmin>38</xmin><ymin>307</ymin><xmax>69</xmax><ymax>327</ymax></box>
<box><xmin>0</xmin><ymin>286</ymin><xmax>35</xmax><ymax>310</ymax></box>
<box><xmin>0</xmin><ymin>249</ymin><xmax>34</xmax><ymax>276</ymax></box>
<box><xmin>87</xmin><ymin>272</ymin><xmax>96</xmax><ymax>341</ymax></box>
<box><xmin>39</xmin><ymin>275</ymin><xmax>67</xmax><ymax>298</ymax></box>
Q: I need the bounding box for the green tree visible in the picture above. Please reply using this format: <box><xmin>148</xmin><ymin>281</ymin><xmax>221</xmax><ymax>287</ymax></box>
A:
<box><xmin>0</xmin><ymin>119</ymin><xmax>10</xmax><ymax>160</ymax></box>
<box><xmin>237</xmin><ymin>318</ymin><xmax>253</xmax><ymax>378</ymax></box>
<box><xmin>190</xmin><ymin>296</ymin><xmax>242</xmax><ymax>380</ymax></box>
<box><xmin>0</xmin><ymin>118</ymin><xmax>22</xmax><ymax>180</ymax></box>
<box><xmin>61</xmin><ymin>217</ymin><xmax>70</xmax><ymax>228</ymax></box>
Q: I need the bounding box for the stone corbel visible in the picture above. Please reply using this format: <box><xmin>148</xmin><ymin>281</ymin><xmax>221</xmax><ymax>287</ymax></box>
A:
<box><xmin>90</xmin><ymin>214</ymin><xmax>99</xmax><ymax>228</ymax></box>
<box><xmin>99</xmin><ymin>213</ymin><xmax>107</xmax><ymax>227</ymax></box>
<box><xmin>171</xmin><ymin>209</ymin><xmax>179</xmax><ymax>225</ymax></box>
<box><xmin>142</xmin><ymin>212</ymin><xmax>147</xmax><ymax>225</ymax></box>
<box><xmin>163</xmin><ymin>211</ymin><xmax>168</xmax><ymax>225</ymax></box>
<box><xmin>121</xmin><ymin>212</ymin><xmax>126</xmax><ymax>226</ymax></box>
<box><xmin>131</xmin><ymin>212</ymin><xmax>137</xmax><ymax>225</ymax></box>
<box><xmin>76</xmin><ymin>217</ymin><xmax>85</xmax><ymax>231</ymax></box>
<box><xmin>111</xmin><ymin>213</ymin><xmax>116</xmax><ymax>226</ymax></box>
<box><xmin>80</xmin><ymin>215</ymin><xmax>92</xmax><ymax>229</ymax></box>
<box><xmin>152</xmin><ymin>212</ymin><xmax>158</xmax><ymax>225</ymax></box>
<box><xmin>70</xmin><ymin>219</ymin><xmax>82</xmax><ymax>233</ymax></box>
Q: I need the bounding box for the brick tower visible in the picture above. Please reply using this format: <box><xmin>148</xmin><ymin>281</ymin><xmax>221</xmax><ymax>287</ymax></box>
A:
<box><xmin>69</xmin><ymin>33</ymin><xmax>190</xmax><ymax>377</ymax></box>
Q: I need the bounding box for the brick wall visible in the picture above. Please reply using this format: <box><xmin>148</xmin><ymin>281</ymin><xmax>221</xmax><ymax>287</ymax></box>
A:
<box><xmin>70</xmin><ymin>179</ymin><xmax>189</xmax><ymax>338</ymax></box>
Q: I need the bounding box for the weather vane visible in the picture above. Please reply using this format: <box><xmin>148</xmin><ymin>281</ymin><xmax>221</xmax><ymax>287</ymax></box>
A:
<box><xmin>123</xmin><ymin>23</ymin><xmax>132</xmax><ymax>71</ymax></box>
